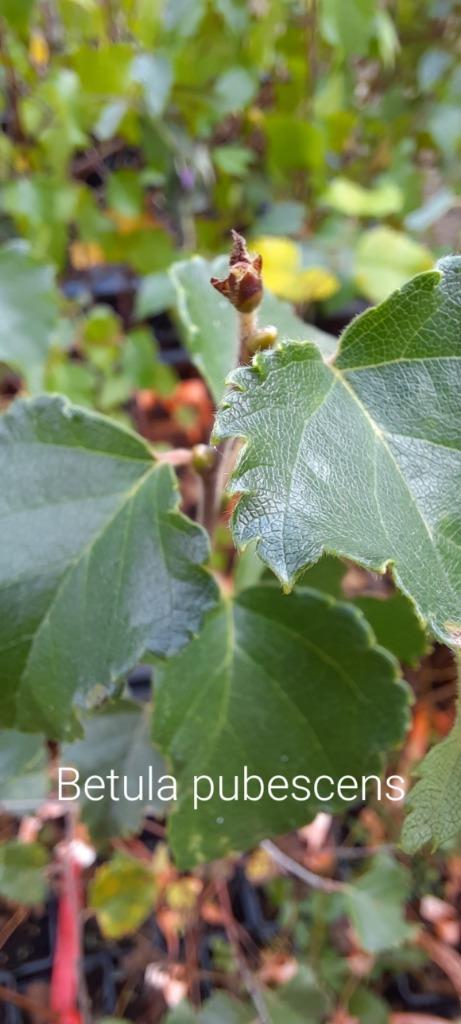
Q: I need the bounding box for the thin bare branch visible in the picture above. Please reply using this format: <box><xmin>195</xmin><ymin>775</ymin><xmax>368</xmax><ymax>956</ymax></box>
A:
<box><xmin>261</xmin><ymin>839</ymin><xmax>344</xmax><ymax>893</ymax></box>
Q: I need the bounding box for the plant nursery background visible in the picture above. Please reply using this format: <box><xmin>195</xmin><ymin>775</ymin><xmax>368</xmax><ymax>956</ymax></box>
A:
<box><xmin>1</xmin><ymin>1</ymin><xmax>461</xmax><ymax>1023</ymax></box>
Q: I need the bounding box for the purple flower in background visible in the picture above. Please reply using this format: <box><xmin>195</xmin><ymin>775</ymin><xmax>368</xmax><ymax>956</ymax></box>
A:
<box><xmin>179</xmin><ymin>166</ymin><xmax>195</xmax><ymax>190</ymax></box>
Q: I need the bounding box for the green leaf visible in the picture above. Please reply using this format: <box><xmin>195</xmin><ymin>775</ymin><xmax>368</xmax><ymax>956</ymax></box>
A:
<box><xmin>213</xmin><ymin>145</ymin><xmax>253</xmax><ymax>177</ymax></box>
<box><xmin>45</xmin><ymin>360</ymin><xmax>96</xmax><ymax>407</ymax></box>
<box><xmin>297</xmin><ymin>557</ymin><xmax>428</xmax><ymax>663</ymax></box>
<box><xmin>349</xmin><ymin>988</ymin><xmax>389</xmax><ymax>1024</ymax></box>
<box><xmin>0</xmin><ymin>731</ymin><xmax>47</xmax><ymax>808</ymax></box>
<box><xmin>136</xmin><ymin>271</ymin><xmax>176</xmax><ymax>318</ymax></box>
<box><xmin>0</xmin><ymin>395</ymin><xmax>217</xmax><ymax>737</ymax></box>
<box><xmin>122</xmin><ymin>329</ymin><xmax>176</xmax><ymax>395</ymax></box>
<box><xmin>1</xmin><ymin>0</ymin><xmax>36</xmax><ymax>33</ymax></box>
<box><xmin>72</xmin><ymin>43</ymin><xmax>134</xmax><ymax>95</ymax></box>
<box><xmin>214</xmin><ymin>257</ymin><xmax>461</xmax><ymax>647</ymax></box>
<box><xmin>154</xmin><ymin>586</ymin><xmax>408</xmax><ymax>868</ymax></box>
<box><xmin>0</xmin><ymin>842</ymin><xmax>48</xmax><ymax>905</ymax></box>
<box><xmin>428</xmin><ymin>104</ymin><xmax>461</xmax><ymax>159</ymax></box>
<box><xmin>214</xmin><ymin>67</ymin><xmax>257</xmax><ymax>115</ymax></box>
<box><xmin>353</xmin><ymin>594</ymin><xmax>428</xmax><ymax>665</ymax></box>
<box><xmin>323</xmin><ymin>178</ymin><xmax>403</xmax><ymax>218</ymax></box>
<box><xmin>106</xmin><ymin>170</ymin><xmax>143</xmax><ymax>217</ymax></box>
<box><xmin>62</xmin><ymin>700</ymin><xmax>166</xmax><ymax>841</ymax></box>
<box><xmin>253</xmin><ymin>201</ymin><xmax>305</xmax><ymax>237</ymax></box>
<box><xmin>89</xmin><ymin>853</ymin><xmax>156</xmax><ymax>938</ymax></box>
<box><xmin>343</xmin><ymin>854</ymin><xmax>411</xmax><ymax>953</ymax></box>
<box><xmin>130</xmin><ymin>53</ymin><xmax>173</xmax><ymax>118</ymax></box>
<box><xmin>355</xmin><ymin>227</ymin><xmax>433</xmax><ymax>303</ymax></box>
<box><xmin>264</xmin><ymin>966</ymin><xmax>328</xmax><ymax>1023</ymax></box>
<box><xmin>94</xmin><ymin>100</ymin><xmax>128</xmax><ymax>141</ymax></box>
<box><xmin>0</xmin><ymin>246</ymin><xmax>58</xmax><ymax>391</ymax></box>
<box><xmin>166</xmin><ymin>995</ymin><xmax>252</xmax><ymax>1024</ymax></box>
<box><xmin>170</xmin><ymin>256</ymin><xmax>336</xmax><ymax>403</ymax></box>
<box><xmin>418</xmin><ymin>48</ymin><xmax>451</xmax><ymax>92</ymax></box>
<box><xmin>101</xmin><ymin>227</ymin><xmax>175</xmax><ymax>274</ymax></box>
<box><xmin>375</xmin><ymin>9</ymin><xmax>399</xmax><ymax>68</ymax></box>
<box><xmin>262</xmin><ymin>289</ymin><xmax>336</xmax><ymax>359</ymax></box>
<box><xmin>167</xmin><ymin>975</ymin><xmax>326</xmax><ymax>1024</ymax></box>
<box><xmin>265</xmin><ymin>116</ymin><xmax>325</xmax><ymax>177</ymax></box>
<box><xmin>402</xmin><ymin>699</ymin><xmax>461</xmax><ymax>854</ymax></box>
<box><xmin>296</xmin><ymin>554</ymin><xmax>346</xmax><ymax>598</ymax></box>
<box><xmin>99</xmin><ymin>1019</ymin><xmax>129</xmax><ymax>1024</ymax></box>
<box><xmin>165</xmin><ymin>1007</ymin><xmax>198</xmax><ymax>1024</ymax></box>
<box><xmin>164</xmin><ymin>0</ymin><xmax>206</xmax><ymax>37</ymax></box>
<box><xmin>3</xmin><ymin>177</ymin><xmax>79</xmax><ymax>266</ymax></box>
<box><xmin>320</xmin><ymin>0</ymin><xmax>376</xmax><ymax>56</ymax></box>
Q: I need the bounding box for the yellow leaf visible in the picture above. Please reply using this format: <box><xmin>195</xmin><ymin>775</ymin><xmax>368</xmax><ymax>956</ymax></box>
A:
<box><xmin>13</xmin><ymin>153</ymin><xmax>31</xmax><ymax>174</ymax></box>
<box><xmin>355</xmin><ymin>227</ymin><xmax>433</xmax><ymax>303</ymax></box>
<box><xmin>253</xmin><ymin>235</ymin><xmax>339</xmax><ymax>303</ymax></box>
<box><xmin>245</xmin><ymin>847</ymin><xmax>275</xmax><ymax>884</ymax></box>
<box><xmin>323</xmin><ymin>177</ymin><xmax>403</xmax><ymax>217</ymax></box>
<box><xmin>89</xmin><ymin>854</ymin><xmax>156</xmax><ymax>939</ymax></box>
<box><xmin>165</xmin><ymin>877</ymin><xmax>202</xmax><ymax>912</ymax></box>
<box><xmin>255</xmin><ymin>236</ymin><xmax>300</xmax><ymax>275</ymax></box>
<box><xmin>107</xmin><ymin>209</ymin><xmax>154</xmax><ymax>235</ymax></box>
<box><xmin>29</xmin><ymin>31</ymin><xmax>49</xmax><ymax>68</ymax></box>
<box><xmin>70</xmin><ymin>241</ymin><xmax>105</xmax><ymax>270</ymax></box>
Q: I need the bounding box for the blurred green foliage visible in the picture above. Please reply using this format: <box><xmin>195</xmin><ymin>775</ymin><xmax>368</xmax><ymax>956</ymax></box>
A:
<box><xmin>1</xmin><ymin>0</ymin><xmax>460</xmax><ymax>417</ymax></box>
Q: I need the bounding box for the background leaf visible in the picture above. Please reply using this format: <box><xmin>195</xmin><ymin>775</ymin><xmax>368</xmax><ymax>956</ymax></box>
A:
<box><xmin>62</xmin><ymin>700</ymin><xmax>167</xmax><ymax>841</ymax></box>
<box><xmin>353</xmin><ymin>593</ymin><xmax>428</xmax><ymax>665</ymax></box>
<box><xmin>349</xmin><ymin>988</ymin><xmax>390</xmax><ymax>1024</ymax></box>
<box><xmin>89</xmin><ymin>854</ymin><xmax>156</xmax><ymax>938</ymax></box>
<box><xmin>355</xmin><ymin>227</ymin><xmax>433</xmax><ymax>302</ymax></box>
<box><xmin>323</xmin><ymin>177</ymin><xmax>403</xmax><ymax>217</ymax></box>
<box><xmin>130</xmin><ymin>53</ymin><xmax>173</xmax><ymax>118</ymax></box>
<box><xmin>253</xmin><ymin>236</ymin><xmax>339</xmax><ymax>303</ymax></box>
<box><xmin>0</xmin><ymin>246</ymin><xmax>58</xmax><ymax>391</ymax></box>
<box><xmin>166</xmin><ymin>994</ymin><xmax>253</xmax><ymax>1024</ymax></box>
<box><xmin>0</xmin><ymin>731</ymin><xmax>47</xmax><ymax>809</ymax></box>
<box><xmin>0</xmin><ymin>842</ymin><xmax>48</xmax><ymax>905</ymax></box>
<box><xmin>402</xmin><ymin>697</ymin><xmax>461</xmax><ymax>854</ymax></box>
<box><xmin>343</xmin><ymin>854</ymin><xmax>412</xmax><ymax>953</ymax></box>
<box><xmin>264</xmin><ymin>965</ymin><xmax>328</xmax><ymax>1022</ymax></box>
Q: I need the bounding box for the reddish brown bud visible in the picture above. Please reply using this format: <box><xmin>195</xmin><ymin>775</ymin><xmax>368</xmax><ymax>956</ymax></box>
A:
<box><xmin>211</xmin><ymin>230</ymin><xmax>263</xmax><ymax>313</ymax></box>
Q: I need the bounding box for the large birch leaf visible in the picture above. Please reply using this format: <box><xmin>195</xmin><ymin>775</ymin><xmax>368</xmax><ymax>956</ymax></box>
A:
<box><xmin>154</xmin><ymin>586</ymin><xmax>408</xmax><ymax>868</ymax></box>
<box><xmin>0</xmin><ymin>395</ymin><xmax>217</xmax><ymax>737</ymax></box>
<box><xmin>214</xmin><ymin>257</ymin><xmax>461</xmax><ymax>646</ymax></box>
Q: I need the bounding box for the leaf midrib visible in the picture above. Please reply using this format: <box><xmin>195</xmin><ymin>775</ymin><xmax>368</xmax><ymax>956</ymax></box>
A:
<box><xmin>338</xmin><ymin>353</ymin><xmax>460</xmax><ymax>372</ymax></box>
<box><xmin>278</xmin><ymin>367</ymin><xmax>336</xmax><ymax>579</ymax></box>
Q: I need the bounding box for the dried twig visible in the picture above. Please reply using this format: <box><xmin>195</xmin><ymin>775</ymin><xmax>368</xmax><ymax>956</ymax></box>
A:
<box><xmin>216</xmin><ymin>880</ymin><xmax>271</xmax><ymax>1024</ymax></box>
<box><xmin>0</xmin><ymin>984</ymin><xmax>59</xmax><ymax>1023</ymax></box>
<box><xmin>0</xmin><ymin>905</ymin><xmax>28</xmax><ymax>951</ymax></box>
<box><xmin>391</xmin><ymin>1015</ymin><xmax>457</xmax><ymax>1024</ymax></box>
<box><xmin>261</xmin><ymin>839</ymin><xmax>344</xmax><ymax>893</ymax></box>
<box><xmin>416</xmin><ymin>929</ymin><xmax>461</xmax><ymax>996</ymax></box>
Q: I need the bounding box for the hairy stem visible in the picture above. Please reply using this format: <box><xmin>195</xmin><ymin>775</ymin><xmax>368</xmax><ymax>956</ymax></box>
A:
<box><xmin>239</xmin><ymin>310</ymin><xmax>258</xmax><ymax>364</ymax></box>
<box><xmin>197</xmin><ymin>232</ymin><xmax>273</xmax><ymax>538</ymax></box>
